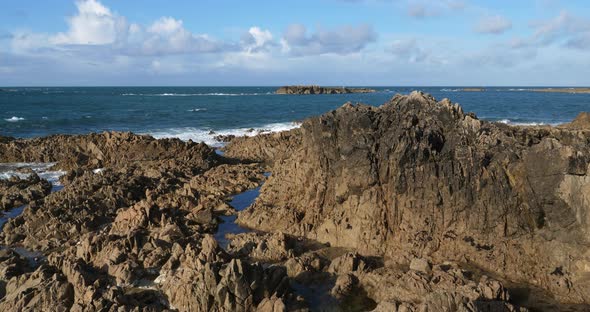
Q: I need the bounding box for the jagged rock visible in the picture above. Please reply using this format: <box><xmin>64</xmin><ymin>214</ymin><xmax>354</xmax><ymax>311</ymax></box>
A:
<box><xmin>561</xmin><ymin>112</ymin><xmax>590</xmax><ymax>129</ymax></box>
<box><xmin>0</xmin><ymin>264</ymin><xmax>74</xmax><ymax>311</ymax></box>
<box><xmin>330</xmin><ymin>273</ymin><xmax>357</xmax><ymax>298</ymax></box>
<box><xmin>227</xmin><ymin>232</ymin><xmax>294</xmax><ymax>262</ymax></box>
<box><xmin>229</xmin><ymin>91</ymin><xmax>590</xmax><ymax>306</ymax></box>
<box><xmin>0</xmin><ymin>131</ymin><xmax>218</xmax><ymax>171</ymax></box>
<box><xmin>327</xmin><ymin>252</ymin><xmax>368</xmax><ymax>274</ymax></box>
<box><xmin>224</xmin><ymin>130</ymin><xmax>301</xmax><ymax>163</ymax></box>
<box><xmin>0</xmin><ymin>130</ymin><xmax>271</xmax><ymax>309</ymax></box>
<box><xmin>409</xmin><ymin>258</ymin><xmax>431</xmax><ymax>274</ymax></box>
<box><xmin>360</xmin><ymin>260</ymin><xmax>526</xmax><ymax>312</ymax></box>
<box><xmin>214</xmin><ymin>134</ymin><xmax>236</xmax><ymax>143</ymax></box>
<box><xmin>161</xmin><ymin>250</ymin><xmax>292</xmax><ymax>312</ymax></box>
<box><xmin>256</xmin><ymin>296</ymin><xmax>287</xmax><ymax>312</ymax></box>
<box><xmin>3</xmin><ymin>91</ymin><xmax>590</xmax><ymax>310</ymax></box>
<box><xmin>0</xmin><ymin>173</ymin><xmax>51</xmax><ymax>210</ymax></box>
<box><xmin>0</xmin><ymin>249</ymin><xmax>31</xmax><ymax>281</ymax></box>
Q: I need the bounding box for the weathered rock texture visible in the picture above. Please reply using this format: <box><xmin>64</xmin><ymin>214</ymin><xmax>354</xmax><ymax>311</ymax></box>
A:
<box><xmin>0</xmin><ymin>132</ymin><xmax>299</xmax><ymax>311</ymax></box>
<box><xmin>561</xmin><ymin>112</ymin><xmax>590</xmax><ymax>130</ymax></box>
<box><xmin>0</xmin><ymin>174</ymin><xmax>51</xmax><ymax>211</ymax></box>
<box><xmin>228</xmin><ymin>91</ymin><xmax>590</xmax><ymax>308</ymax></box>
<box><xmin>276</xmin><ymin>85</ymin><xmax>375</xmax><ymax>95</ymax></box>
<box><xmin>2</xmin><ymin>92</ymin><xmax>589</xmax><ymax>311</ymax></box>
<box><xmin>0</xmin><ymin>131</ymin><xmax>214</xmax><ymax>170</ymax></box>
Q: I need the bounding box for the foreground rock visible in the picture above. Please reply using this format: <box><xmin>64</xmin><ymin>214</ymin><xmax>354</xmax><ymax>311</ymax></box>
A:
<box><xmin>276</xmin><ymin>85</ymin><xmax>375</xmax><ymax>95</ymax></box>
<box><xmin>0</xmin><ymin>131</ymin><xmax>214</xmax><ymax>171</ymax></box>
<box><xmin>0</xmin><ymin>174</ymin><xmax>51</xmax><ymax>211</ymax></box>
<box><xmin>0</xmin><ymin>132</ymin><xmax>304</xmax><ymax>310</ymax></box>
<box><xmin>2</xmin><ymin>91</ymin><xmax>589</xmax><ymax>310</ymax></box>
<box><xmin>227</xmin><ymin>91</ymin><xmax>590</xmax><ymax>309</ymax></box>
<box><xmin>561</xmin><ymin>112</ymin><xmax>590</xmax><ymax>130</ymax></box>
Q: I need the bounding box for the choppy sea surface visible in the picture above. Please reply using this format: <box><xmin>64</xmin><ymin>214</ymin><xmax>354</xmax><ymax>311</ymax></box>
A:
<box><xmin>2</xmin><ymin>87</ymin><xmax>590</xmax><ymax>144</ymax></box>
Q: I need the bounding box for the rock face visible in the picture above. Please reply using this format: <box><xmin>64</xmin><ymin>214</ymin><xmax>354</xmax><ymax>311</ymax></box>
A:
<box><xmin>2</xmin><ymin>91</ymin><xmax>590</xmax><ymax>311</ymax></box>
<box><xmin>561</xmin><ymin>112</ymin><xmax>590</xmax><ymax>129</ymax></box>
<box><xmin>0</xmin><ymin>174</ymin><xmax>51</xmax><ymax>210</ymax></box>
<box><xmin>0</xmin><ymin>132</ymin><xmax>301</xmax><ymax>311</ymax></box>
<box><xmin>228</xmin><ymin>91</ymin><xmax>590</xmax><ymax>307</ymax></box>
<box><xmin>276</xmin><ymin>85</ymin><xmax>375</xmax><ymax>95</ymax></box>
<box><xmin>0</xmin><ymin>131</ymin><xmax>214</xmax><ymax>170</ymax></box>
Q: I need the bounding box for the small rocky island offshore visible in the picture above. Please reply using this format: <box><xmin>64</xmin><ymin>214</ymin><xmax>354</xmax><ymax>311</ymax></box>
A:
<box><xmin>276</xmin><ymin>85</ymin><xmax>375</xmax><ymax>94</ymax></box>
<box><xmin>1</xmin><ymin>92</ymin><xmax>590</xmax><ymax>311</ymax></box>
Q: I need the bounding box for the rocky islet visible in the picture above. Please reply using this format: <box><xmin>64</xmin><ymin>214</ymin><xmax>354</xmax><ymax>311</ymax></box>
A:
<box><xmin>275</xmin><ymin>86</ymin><xmax>376</xmax><ymax>95</ymax></box>
<box><xmin>0</xmin><ymin>92</ymin><xmax>588</xmax><ymax>311</ymax></box>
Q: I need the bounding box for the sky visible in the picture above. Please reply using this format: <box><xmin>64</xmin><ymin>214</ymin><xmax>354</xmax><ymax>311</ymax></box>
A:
<box><xmin>1</xmin><ymin>0</ymin><xmax>590</xmax><ymax>86</ymax></box>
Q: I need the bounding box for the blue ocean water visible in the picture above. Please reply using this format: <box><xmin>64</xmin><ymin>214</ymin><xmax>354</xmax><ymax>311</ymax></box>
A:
<box><xmin>2</xmin><ymin>87</ymin><xmax>590</xmax><ymax>143</ymax></box>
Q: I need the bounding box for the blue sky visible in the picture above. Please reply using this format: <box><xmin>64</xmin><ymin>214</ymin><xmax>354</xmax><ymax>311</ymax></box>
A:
<box><xmin>1</xmin><ymin>0</ymin><xmax>589</xmax><ymax>86</ymax></box>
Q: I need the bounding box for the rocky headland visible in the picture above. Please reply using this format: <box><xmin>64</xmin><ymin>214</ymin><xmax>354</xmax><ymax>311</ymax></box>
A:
<box><xmin>0</xmin><ymin>91</ymin><xmax>589</xmax><ymax>311</ymax></box>
<box><xmin>276</xmin><ymin>85</ymin><xmax>375</xmax><ymax>95</ymax></box>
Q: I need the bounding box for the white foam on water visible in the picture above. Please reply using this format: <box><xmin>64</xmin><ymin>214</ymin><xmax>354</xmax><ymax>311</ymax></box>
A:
<box><xmin>147</xmin><ymin>122</ymin><xmax>300</xmax><ymax>147</ymax></box>
<box><xmin>187</xmin><ymin>108</ymin><xmax>207</xmax><ymax>112</ymax></box>
<box><xmin>496</xmin><ymin>119</ymin><xmax>559</xmax><ymax>126</ymax></box>
<box><xmin>0</xmin><ymin>162</ymin><xmax>66</xmax><ymax>185</ymax></box>
<box><xmin>4</xmin><ymin>116</ymin><xmax>25</xmax><ymax>122</ymax></box>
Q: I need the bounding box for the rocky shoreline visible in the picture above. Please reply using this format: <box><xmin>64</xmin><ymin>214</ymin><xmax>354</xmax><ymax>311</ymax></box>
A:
<box><xmin>0</xmin><ymin>92</ymin><xmax>589</xmax><ymax>311</ymax></box>
<box><xmin>275</xmin><ymin>85</ymin><xmax>375</xmax><ymax>95</ymax></box>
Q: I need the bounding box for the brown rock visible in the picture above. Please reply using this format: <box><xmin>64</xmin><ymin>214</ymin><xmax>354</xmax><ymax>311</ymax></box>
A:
<box><xmin>229</xmin><ymin>91</ymin><xmax>590</xmax><ymax>306</ymax></box>
<box><xmin>0</xmin><ymin>173</ymin><xmax>51</xmax><ymax>211</ymax></box>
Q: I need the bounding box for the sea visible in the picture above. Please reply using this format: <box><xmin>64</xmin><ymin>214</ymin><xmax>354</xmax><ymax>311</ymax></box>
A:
<box><xmin>2</xmin><ymin>87</ymin><xmax>590</xmax><ymax>145</ymax></box>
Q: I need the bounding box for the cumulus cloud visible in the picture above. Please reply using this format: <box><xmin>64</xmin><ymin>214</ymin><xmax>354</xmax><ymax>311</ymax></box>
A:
<box><xmin>137</xmin><ymin>17</ymin><xmax>235</xmax><ymax>55</ymax></box>
<box><xmin>281</xmin><ymin>24</ymin><xmax>377</xmax><ymax>56</ymax></box>
<box><xmin>241</xmin><ymin>27</ymin><xmax>275</xmax><ymax>53</ymax></box>
<box><xmin>51</xmin><ymin>0</ymin><xmax>126</xmax><ymax>45</ymax></box>
<box><xmin>475</xmin><ymin>15</ymin><xmax>512</xmax><ymax>34</ymax></box>
<box><xmin>12</xmin><ymin>1</ymin><xmax>239</xmax><ymax>57</ymax></box>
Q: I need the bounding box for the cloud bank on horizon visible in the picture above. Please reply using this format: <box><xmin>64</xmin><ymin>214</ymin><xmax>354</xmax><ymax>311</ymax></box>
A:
<box><xmin>0</xmin><ymin>0</ymin><xmax>589</xmax><ymax>86</ymax></box>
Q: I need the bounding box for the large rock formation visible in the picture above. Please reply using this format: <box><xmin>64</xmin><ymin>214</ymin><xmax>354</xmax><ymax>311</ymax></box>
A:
<box><xmin>276</xmin><ymin>85</ymin><xmax>375</xmax><ymax>95</ymax></box>
<box><xmin>2</xmin><ymin>92</ymin><xmax>589</xmax><ymax>311</ymax></box>
<box><xmin>227</xmin><ymin>91</ymin><xmax>590</xmax><ymax>307</ymax></box>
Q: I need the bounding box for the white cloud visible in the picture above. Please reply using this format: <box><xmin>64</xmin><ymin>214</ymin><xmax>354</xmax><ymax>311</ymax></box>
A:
<box><xmin>148</xmin><ymin>17</ymin><xmax>183</xmax><ymax>35</ymax></box>
<box><xmin>138</xmin><ymin>17</ymin><xmax>234</xmax><ymax>55</ymax></box>
<box><xmin>51</xmin><ymin>0</ymin><xmax>126</xmax><ymax>45</ymax></box>
<box><xmin>281</xmin><ymin>24</ymin><xmax>377</xmax><ymax>56</ymax></box>
<box><xmin>475</xmin><ymin>15</ymin><xmax>512</xmax><ymax>34</ymax></box>
<box><xmin>241</xmin><ymin>26</ymin><xmax>274</xmax><ymax>53</ymax></box>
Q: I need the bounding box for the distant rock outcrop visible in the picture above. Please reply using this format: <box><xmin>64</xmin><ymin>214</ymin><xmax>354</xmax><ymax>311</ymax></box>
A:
<box><xmin>276</xmin><ymin>85</ymin><xmax>375</xmax><ymax>95</ymax></box>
